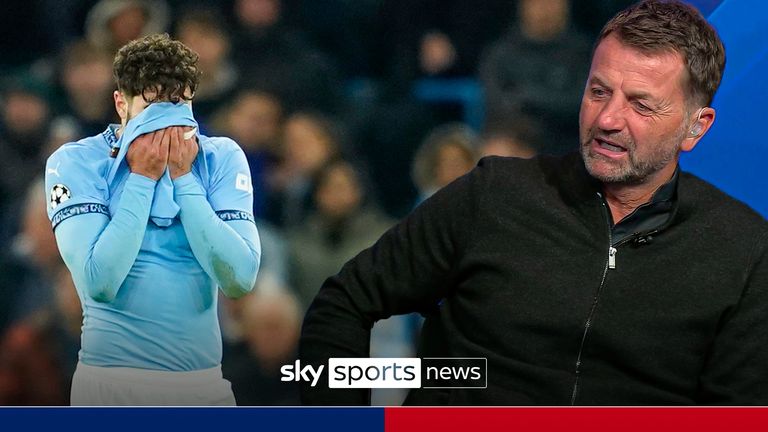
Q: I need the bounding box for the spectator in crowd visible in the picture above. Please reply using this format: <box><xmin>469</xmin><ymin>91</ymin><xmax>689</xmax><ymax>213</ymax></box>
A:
<box><xmin>288</xmin><ymin>159</ymin><xmax>393</xmax><ymax>309</ymax></box>
<box><xmin>210</xmin><ymin>89</ymin><xmax>284</xmax><ymax>219</ymax></box>
<box><xmin>55</xmin><ymin>40</ymin><xmax>117</xmax><ymax>137</ymax></box>
<box><xmin>46</xmin><ymin>117</ymin><xmax>82</xmax><ymax>158</ymax></box>
<box><xmin>267</xmin><ymin>111</ymin><xmax>342</xmax><ymax>228</ymax></box>
<box><xmin>348</xmin><ymin>100</ymin><xmax>437</xmax><ymax>218</ymax></box>
<box><xmin>0</xmin><ymin>77</ymin><xmax>52</xmax><ymax>215</ymax></box>
<box><xmin>480</xmin><ymin>133</ymin><xmax>537</xmax><ymax>159</ymax></box>
<box><xmin>480</xmin><ymin>0</ymin><xmax>592</xmax><ymax>155</ymax></box>
<box><xmin>0</xmin><ymin>264</ymin><xmax>81</xmax><ymax>405</ymax></box>
<box><xmin>175</xmin><ymin>9</ymin><xmax>239</xmax><ymax>125</ymax></box>
<box><xmin>288</xmin><ymin>159</ymin><xmax>413</xmax><ymax>405</ymax></box>
<box><xmin>5</xmin><ymin>178</ymin><xmax>64</xmax><ymax>319</ymax></box>
<box><xmin>0</xmin><ymin>175</ymin><xmax>81</xmax><ymax>404</ymax></box>
<box><xmin>0</xmin><ymin>176</ymin><xmax>63</xmax><ymax>335</ymax></box>
<box><xmin>229</xmin><ymin>0</ymin><xmax>344</xmax><ymax>113</ymax></box>
<box><xmin>348</xmin><ymin>0</ymin><xmax>511</xmax><ymax>217</ymax></box>
<box><xmin>85</xmin><ymin>0</ymin><xmax>170</xmax><ymax>54</ymax></box>
<box><xmin>479</xmin><ymin>115</ymin><xmax>540</xmax><ymax>159</ymax></box>
<box><xmin>411</xmin><ymin>123</ymin><xmax>480</xmax><ymax>204</ymax></box>
<box><xmin>290</xmin><ymin>0</ymin><xmax>381</xmax><ymax>78</ymax></box>
<box><xmin>376</xmin><ymin>0</ymin><xmax>512</xmax><ymax>83</ymax></box>
<box><xmin>222</xmin><ymin>291</ymin><xmax>301</xmax><ymax>405</ymax></box>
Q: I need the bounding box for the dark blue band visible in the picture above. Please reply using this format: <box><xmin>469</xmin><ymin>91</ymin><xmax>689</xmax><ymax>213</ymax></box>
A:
<box><xmin>102</xmin><ymin>125</ymin><xmax>118</xmax><ymax>146</ymax></box>
<box><xmin>216</xmin><ymin>209</ymin><xmax>255</xmax><ymax>224</ymax></box>
<box><xmin>52</xmin><ymin>203</ymin><xmax>110</xmax><ymax>230</ymax></box>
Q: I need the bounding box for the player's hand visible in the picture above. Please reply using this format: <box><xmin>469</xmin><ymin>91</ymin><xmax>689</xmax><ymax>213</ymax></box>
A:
<box><xmin>168</xmin><ymin>126</ymin><xmax>199</xmax><ymax>179</ymax></box>
<box><xmin>126</xmin><ymin>129</ymin><xmax>170</xmax><ymax>181</ymax></box>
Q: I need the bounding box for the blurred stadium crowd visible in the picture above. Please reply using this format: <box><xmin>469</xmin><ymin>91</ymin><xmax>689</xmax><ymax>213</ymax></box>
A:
<box><xmin>0</xmin><ymin>0</ymin><xmax>637</xmax><ymax>405</ymax></box>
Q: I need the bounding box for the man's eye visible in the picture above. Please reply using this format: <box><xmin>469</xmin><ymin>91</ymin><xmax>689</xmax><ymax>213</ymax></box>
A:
<box><xmin>591</xmin><ymin>87</ymin><xmax>608</xmax><ymax>97</ymax></box>
<box><xmin>633</xmin><ymin>101</ymin><xmax>653</xmax><ymax>113</ymax></box>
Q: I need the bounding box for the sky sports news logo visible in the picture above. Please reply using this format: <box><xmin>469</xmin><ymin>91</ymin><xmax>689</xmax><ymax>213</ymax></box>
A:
<box><xmin>281</xmin><ymin>358</ymin><xmax>487</xmax><ymax>389</ymax></box>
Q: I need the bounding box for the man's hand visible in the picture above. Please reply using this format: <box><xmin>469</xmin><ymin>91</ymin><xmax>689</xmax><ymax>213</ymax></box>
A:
<box><xmin>126</xmin><ymin>129</ymin><xmax>170</xmax><ymax>181</ymax></box>
<box><xmin>168</xmin><ymin>126</ymin><xmax>199</xmax><ymax>179</ymax></box>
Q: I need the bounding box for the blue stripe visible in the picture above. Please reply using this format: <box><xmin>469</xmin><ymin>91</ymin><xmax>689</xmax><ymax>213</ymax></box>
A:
<box><xmin>0</xmin><ymin>408</ymin><xmax>384</xmax><ymax>432</ymax></box>
<box><xmin>216</xmin><ymin>209</ymin><xmax>256</xmax><ymax>224</ymax></box>
<box><xmin>52</xmin><ymin>203</ymin><xmax>110</xmax><ymax>230</ymax></box>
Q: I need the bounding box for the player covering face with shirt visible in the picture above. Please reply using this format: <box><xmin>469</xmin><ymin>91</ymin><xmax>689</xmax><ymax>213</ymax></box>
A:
<box><xmin>45</xmin><ymin>33</ymin><xmax>261</xmax><ymax>406</ymax></box>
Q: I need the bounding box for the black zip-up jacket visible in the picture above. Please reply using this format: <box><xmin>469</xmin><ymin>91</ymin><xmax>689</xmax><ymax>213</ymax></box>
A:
<box><xmin>300</xmin><ymin>153</ymin><xmax>768</xmax><ymax>405</ymax></box>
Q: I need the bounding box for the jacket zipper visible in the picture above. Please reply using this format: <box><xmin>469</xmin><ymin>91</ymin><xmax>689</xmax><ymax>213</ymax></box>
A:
<box><xmin>570</xmin><ymin>192</ymin><xmax>613</xmax><ymax>405</ymax></box>
<box><xmin>608</xmin><ymin>227</ymin><xmax>661</xmax><ymax>269</ymax></box>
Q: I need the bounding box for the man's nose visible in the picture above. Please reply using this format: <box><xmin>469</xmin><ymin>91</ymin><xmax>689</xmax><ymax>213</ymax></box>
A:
<box><xmin>596</xmin><ymin>97</ymin><xmax>628</xmax><ymax>132</ymax></box>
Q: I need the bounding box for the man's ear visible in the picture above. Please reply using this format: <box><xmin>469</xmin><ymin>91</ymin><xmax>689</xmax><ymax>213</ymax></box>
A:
<box><xmin>114</xmin><ymin>90</ymin><xmax>127</xmax><ymax>123</ymax></box>
<box><xmin>682</xmin><ymin>107</ymin><xmax>715</xmax><ymax>152</ymax></box>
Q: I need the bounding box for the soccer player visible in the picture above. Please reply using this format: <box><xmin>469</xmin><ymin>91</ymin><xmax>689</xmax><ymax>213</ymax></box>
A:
<box><xmin>44</xmin><ymin>34</ymin><xmax>260</xmax><ymax>405</ymax></box>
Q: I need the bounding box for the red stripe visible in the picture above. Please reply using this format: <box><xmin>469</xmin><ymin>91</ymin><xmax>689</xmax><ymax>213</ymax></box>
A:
<box><xmin>385</xmin><ymin>407</ymin><xmax>768</xmax><ymax>432</ymax></box>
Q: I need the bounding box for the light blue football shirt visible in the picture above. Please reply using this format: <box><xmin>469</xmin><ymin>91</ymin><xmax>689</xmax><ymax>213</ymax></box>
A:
<box><xmin>45</xmin><ymin>121</ymin><xmax>260</xmax><ymax>371</ymax></box>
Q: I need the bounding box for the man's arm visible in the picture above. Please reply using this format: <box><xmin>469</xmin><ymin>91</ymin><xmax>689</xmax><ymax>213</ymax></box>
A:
<box><xmin>55</xmin><ymin>175</ymin><xmax>155</xmax><ymax>302</ymax></box>
<box><xmin>51</xmin><ymin>131</ymin><xmax>168</xmax><ymax>302</ymax></box>
<box><xmin>173</xmin><ymin>173</ymin><xmax>260</xmax><ymax>298</ymax></box>
<box><xmin>169</xmin><ymin>127</ymin><xmax>260</xmax><ymax>298</ymax></box>
<box><xmin>698</xmin><ymin>232</ymin><xmax>768</xmax><ymax>404</ymax></box>
<box><xmin>299</xmin><ymin>158</ymin><xmax>487</xmax><ymax>405</ymax></box>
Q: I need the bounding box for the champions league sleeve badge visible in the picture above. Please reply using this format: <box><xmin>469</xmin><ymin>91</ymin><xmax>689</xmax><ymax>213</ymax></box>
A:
<box><xmin>50</xmin><ymin>184</ymin><xmax>71</xmax><ymax>209</ymax></box>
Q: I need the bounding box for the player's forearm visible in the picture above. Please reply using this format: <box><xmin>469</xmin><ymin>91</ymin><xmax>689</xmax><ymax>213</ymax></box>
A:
<box><xmin>173</xmin><ymin>173</ymin><xmax>260</xmax><ymax>298</ymax></box>
<box><xmin>58</xmin><ymin>174</ymin><xmax>155</xmax><ymax>302</ymax></box>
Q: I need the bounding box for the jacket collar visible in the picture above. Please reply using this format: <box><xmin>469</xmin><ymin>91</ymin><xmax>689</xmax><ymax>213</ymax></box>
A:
<box><xmin>559</xmin><ymin>152</ymin><xmax>679</xmax><ymax>245</ymax></box>
<box><xmin>609</xmin><ymin>167</ymin><xmax>679</xmax><ymax>246</ymax></box>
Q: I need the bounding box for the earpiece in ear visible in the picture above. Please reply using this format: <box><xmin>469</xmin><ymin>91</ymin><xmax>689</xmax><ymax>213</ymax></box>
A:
<box><xmin>690</xmin><ymin>124</ymin><xmax>702</xmax><ymax>136</ymax></box>
<box><xmin>689</xmin><ymin>107</ymin><xmax>706</xmax><ymax>136</ymax></box>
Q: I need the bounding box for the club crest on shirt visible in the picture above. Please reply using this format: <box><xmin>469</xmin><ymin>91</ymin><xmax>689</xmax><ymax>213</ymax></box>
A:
<box><xmin>50</xmin><ymin>184</ymin><xmax>71</xmax><ymax>209</ymax></box>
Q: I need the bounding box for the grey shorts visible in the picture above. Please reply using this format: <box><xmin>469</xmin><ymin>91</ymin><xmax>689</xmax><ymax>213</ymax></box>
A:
<box><xmin>70</xmin><ymin>362</ymin><xmax>237</xmax><ymax>406</ymax></box>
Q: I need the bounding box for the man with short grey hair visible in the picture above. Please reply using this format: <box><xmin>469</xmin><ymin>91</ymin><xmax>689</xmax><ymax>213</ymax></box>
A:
<box><xmin>300</xmin><ymin>0</ymin><xmax>768</xmax><ymax>405</ymax></box>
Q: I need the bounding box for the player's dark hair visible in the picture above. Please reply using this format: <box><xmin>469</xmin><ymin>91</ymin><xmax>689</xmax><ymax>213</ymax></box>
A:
<box><xmin>113</xmin><ymin>33</ymin><xmax>201</xmax><ymax>103</ymax></box>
